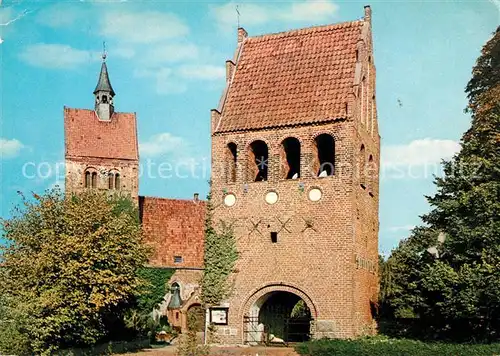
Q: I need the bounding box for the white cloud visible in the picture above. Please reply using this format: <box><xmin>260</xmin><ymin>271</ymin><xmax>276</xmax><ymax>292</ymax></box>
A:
<box><xmin>382</xmin><ymin>139</ymin><xmax>460</xmax><ymax>167</ymax></box>
<box><xmin>146</xmin><ymin>43</ymin><xmax>200</xmax><ymax>64</ymax></box>
<box><xmin>388</xmin><ymin>225</ymin><xmax>415</xmax><ymax>233</ymax></box>
<box><xmin>282</xmin><ymin>1</ymin><xmax>339</xmax><ymax>22</ymax></box>
<box><xmin>0</xmin><ymin>8</ymin><xmax>30</xmax><ymax>27</ymax></box>
<box><xmin>134</xmin><ymin>68</ymin><xmax>187</xmax><ymax>95</ymax></box>
<box><xmin>140</xmin><ymin>132</ymin><xmax>186</xmax><ymax>157</ymax></box>
<box><xmin>0</xmin><ymin>138</ymin><xmax>24</xmax><ymax>159</ymax></box>
<box><xmin>211</xmin><ymin>0</ymin><xmax>338</xmax><ymax>29</ymax></box>
<box><xmin>101</xmin><ymin>10</ymin><xmax>189</xmax><ymax>43</ymax></box>
<box><xmin>0</xmin><ymin>7</ymin><xmax>14</xmax><ymax>25</ymax></box>
<box><xmin>36</xmin><ymin>4</ymin><xmax>83</xmax><ymax>28</ymax></box>
<box><xmin>19</xmin><ymin>44</ymin><xmax>96</xmax><ymax>69</ymax></box>
<box><xmin>178</xmin><ymin>65</ymin><xmax>225</xmax><ymax>81</ymax></box>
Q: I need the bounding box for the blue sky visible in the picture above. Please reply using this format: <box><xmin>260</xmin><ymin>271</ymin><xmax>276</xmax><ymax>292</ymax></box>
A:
<box><xmin>0</xmin><ymin>0</ymin><xmax>498</xmax><ymax>254</ymax></box>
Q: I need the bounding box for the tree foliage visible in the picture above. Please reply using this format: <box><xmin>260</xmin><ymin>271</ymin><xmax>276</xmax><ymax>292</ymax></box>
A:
<box><xmin>200</xmin><ymin>192</ymin><xmax>239</xmax><ymax>306</ymax></box>
<box><xmin>380</xmin><ymin>27</ymin><xmax>500</xmax><ymax>341</ymax></box>
<box><xmin>0</xmin><ymin>189</ymin><xmax>150</xmax><ymax>354</ymax></box>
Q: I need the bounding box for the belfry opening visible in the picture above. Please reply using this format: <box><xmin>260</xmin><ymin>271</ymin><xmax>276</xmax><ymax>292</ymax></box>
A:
<box><xmin>244</xmin><ymin>291</ymin><xmax>312</xmax><ymax>345</ymax></box>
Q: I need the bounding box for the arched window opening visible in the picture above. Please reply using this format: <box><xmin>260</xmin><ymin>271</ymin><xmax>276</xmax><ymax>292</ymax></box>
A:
<box><xmin>368</xmin><ymin>155</ymin><xmax>376</xmax><ymax>190</ymax></box>
<box><xmin>371</xmin><ymin>95</ymin><xmax>375</xmax><ymax>135</ymax></box>
<box><xmin>360</xmin><ymin>145</ymin><xmax>366</xmax><ymax>188</ymax></box>
<box><xmin>115</xmin><ymin>173</ymin><xmax>121</xmax><ymax>190</ymax></box>
<box><xmin>361</xmin><ymin>76</ymin><xmax>366</xmax><ymax>126</ymax></box>
<box><xmin>227</xmin><ymin>142</ymin><xmax>237</xmax><ymax>183</ymax></box>
<box><xmin>91</xmin><ymin>172</ymin><xmax>97</xmax><ymax>189</ymax></box>
<box><xmin>315</xmin><ymin>134</ymin><xmax>335</xmax><ymax>177</ymax></box>
<box><xmin>85</xmin><ymin>171</ymin><xmax>91</xmax><ymax>188</ymax></box>
<box><xmin>102</xmin><ymin>95</ymin><xmax>108</xmax><ymax>104</ymax></box>
<box><xmin>248</xmin><ymin>140</ymin><xmax>268</xmax><ymax>182</ymax></box>
<box><xmin>281</xmin><ymin>137</ymin><xmax>301</xmax><ymax>179</ymax></box>
<box><xmin>108</xmin><ymin>173</ymin><xmax>114</xmax><ymax>189</ymax></box>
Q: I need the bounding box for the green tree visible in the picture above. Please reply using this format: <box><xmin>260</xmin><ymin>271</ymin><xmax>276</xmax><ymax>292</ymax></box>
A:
<box><xmin>381</xmin><ymin>27</ymin><xmax>500</xmax><ymax>341</ymax></box>
<box><xmin>0</xmin><ymin>189</ymin><xmax>150</xmax><ymax>354</ymax></box>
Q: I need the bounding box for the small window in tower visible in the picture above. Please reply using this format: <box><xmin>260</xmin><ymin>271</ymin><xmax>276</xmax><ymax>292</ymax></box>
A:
<box><xmin>271</xmin><ymin>232</ymin><xmax>278</xmax><ymax>243</ymax></box>
<box><xmin>108</xmin><ymin>173</ymin><xmax>114</xmax><ymax>190</ymax></box>
<box><xmin>227</xmin><ymin>142</ymin><xmax>237</xmax><ymax>183</ymax></box>
<box><xmin>91</xmin><ymin>172</ymin><xmax>97</xmax><ymax>188</ymax></box>
<box><xmin>85</xmin><ymin>171</ymin><xmax>91</xmax><ymax>188</ymax></box>
<box><xmin>248</xmin><ymin>140</ymin><xmax>268</xmax><ymax>182</ymax></box>
<box><xmin>360</xmin><ymin>145</ymin><xmax>366</xmax><ymax>189</ymax></box>
<box><xmin>314</xmin><ymin>134</ymin><xmax>335</xmax><ymax>177</ymax></box>
<box><xmin>281</xmin><ymin>137</ymin><xmax>300</xmax><ymax>179</ymax></box>
<box><xmin>115</xmin><ymin>173</ymin><xmax>121</xmax><ymax>190</ymax></box>
<box><xmin>174</xmin><ymin>256</ymin><xmax>183</xmax><ymax>263</ymax></box>
<box><xmin>102</xmin><ymin>95</ymin><xmax>108</xmax><ymax>104</ymax></box>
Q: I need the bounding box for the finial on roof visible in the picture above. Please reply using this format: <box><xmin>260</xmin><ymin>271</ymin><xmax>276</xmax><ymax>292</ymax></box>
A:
<box><xmin>364</xmin><ymin>5</ymin><xmax>371</xmax><ymax>23</ymax></box>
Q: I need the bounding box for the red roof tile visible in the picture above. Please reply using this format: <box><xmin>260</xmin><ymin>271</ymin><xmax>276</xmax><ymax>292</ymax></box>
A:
<box><xmin>64</xmin><ymin>108</ymin><xmax>138</xmax><ymax>160</ymax></box>
<box><xmin>216</xmin><ymin>20</ymin><xmax>364</xmax><ymax>132</ymax></box>
<box><xmin>140</xmin><ymin>197</ymin><xmax>206</xmax><ymax>268</ymax></box>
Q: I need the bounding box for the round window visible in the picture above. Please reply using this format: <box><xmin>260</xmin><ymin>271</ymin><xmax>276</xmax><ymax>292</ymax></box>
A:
<box><xmin>265</xmin><ymin>191</ymin><xmax>279</xmax><ymax>205</ymax></box>
<box><xmin>224</xmin><ymin>193</ymin><xmax>236</xmax><ymax>207</ymax></box>
<box><xmin>308</xmin><ymin>188</ymin><xmax>322</xmax><ymax>202</ymax></box>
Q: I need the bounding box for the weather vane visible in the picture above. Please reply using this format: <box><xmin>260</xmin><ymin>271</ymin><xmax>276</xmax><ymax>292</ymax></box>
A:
<box><xmin>102</xmin><ymin>41</ymin><xmax>107</xmax><ymax>62</ymax></box>
<box><xmin>236</xmin><ymin>5</ymin><xmax>240</xmax><ymax>28</ymax></box>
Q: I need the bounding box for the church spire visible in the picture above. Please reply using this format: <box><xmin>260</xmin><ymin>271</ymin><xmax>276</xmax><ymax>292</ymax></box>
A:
<box><xmin>94</xmin><ymin>43</ymin><xmax>115</xmax><ymax>121</ymax></box>
<box><xmin>93</xmin><ymin>44</ymin><xmax>115</xmax><ymax>97</ymax></box>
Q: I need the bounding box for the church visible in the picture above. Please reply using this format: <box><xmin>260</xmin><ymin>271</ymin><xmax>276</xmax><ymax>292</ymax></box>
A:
<box><xmin>64</xmin><ymin>5</ymin><xmax>380</xmax><ymax>344</ymax></box>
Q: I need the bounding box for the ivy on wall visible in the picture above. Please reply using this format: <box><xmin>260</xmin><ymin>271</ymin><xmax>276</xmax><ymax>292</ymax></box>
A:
<box><xmin>201</xmin><ymin>192</ymin><xmax>239</xmax><ymax>306</ymax></box>
<box><xmin>136</xmin><ymin>267</ymin><xmax>175</xmax><ymax>312</ymax></box>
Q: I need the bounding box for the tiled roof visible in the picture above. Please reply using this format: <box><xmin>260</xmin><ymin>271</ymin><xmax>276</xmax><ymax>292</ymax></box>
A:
<box><xmin>216</xmin><ymin>20</ymin><xmax>364</xmax><ymax>132</ymax></box>
<box><xmin>140</xmin><ymin>197</ymin><xmax>206</xmax><ymax>268</ymax></box>
<box><xmin>64</xmin><ymin>108</ymin><xmax>138</xmax><ymax>160</ymax></box>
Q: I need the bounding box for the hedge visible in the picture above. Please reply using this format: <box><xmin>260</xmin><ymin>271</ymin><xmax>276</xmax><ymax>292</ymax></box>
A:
<box><xmin>295</xmin><ymin>338</ymin><xmax>500</xmax><ymax>356</ymax></box>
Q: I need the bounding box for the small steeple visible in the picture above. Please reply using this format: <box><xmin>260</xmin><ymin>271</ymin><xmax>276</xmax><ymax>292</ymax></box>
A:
<box><xmin>94</xmin><ymin>42</ymin><xmax>115</xmax><ymax>121</ymax></box>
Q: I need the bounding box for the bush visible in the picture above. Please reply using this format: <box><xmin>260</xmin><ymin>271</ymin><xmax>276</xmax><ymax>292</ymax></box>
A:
<box><xmin>294</xmin><ymin>337</ymin><xmax>500</xmax><ymax>356</ymax></box>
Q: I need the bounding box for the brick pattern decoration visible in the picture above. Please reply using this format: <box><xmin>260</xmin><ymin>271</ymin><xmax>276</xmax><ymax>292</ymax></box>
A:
<box><xmin>210</xmin><ymin>6</ymin><xmax>379</xmax><ymax>344</ymax></box>
<box><xmin>215</xmin><ymin>21</ymin><xmax>363</xmax><ymax>133</ymax></box>
<box><xmin>64</xmin><ymin>107</ymin><xmax>138</xmax><ymax>160</ymax></box>
<box><xmin>140</xmin><ymin>197</ymin><xmax>206</xmax><ymax>269</ymax></box>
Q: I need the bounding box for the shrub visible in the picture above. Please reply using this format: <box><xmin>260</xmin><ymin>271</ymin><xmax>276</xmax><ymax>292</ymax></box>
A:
<box><xmin>295</xmin><ymin>337</ymin><xmax>500</xmax><ymax>356</ymax></box>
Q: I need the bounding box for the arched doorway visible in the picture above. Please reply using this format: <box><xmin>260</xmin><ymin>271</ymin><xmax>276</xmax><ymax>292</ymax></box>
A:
<box><xmin>186</xmin><ymin>304</ymin><xmax>205</xmax><ymax>332</ymax></box>
<box><xmin>244</xmin><ymin>291</ymin><xmax>312</xmax><ymax>345</ymax></box>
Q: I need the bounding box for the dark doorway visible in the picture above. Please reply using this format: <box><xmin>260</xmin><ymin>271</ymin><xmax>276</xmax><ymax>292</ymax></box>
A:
<box><xmin>244</xmin><ymin>291</ymin><xmax>312</xmax><ymax>345</ymax></box>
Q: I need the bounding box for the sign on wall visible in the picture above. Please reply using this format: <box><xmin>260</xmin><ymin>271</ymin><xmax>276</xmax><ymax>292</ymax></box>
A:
<box><xmin>209</xmin><ymin>307</ymin><xmax>229</xmax><ymax>325</ymax></box>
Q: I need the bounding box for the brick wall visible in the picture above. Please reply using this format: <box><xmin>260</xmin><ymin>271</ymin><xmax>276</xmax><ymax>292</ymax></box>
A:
<box><xmin>140</xmin><ymin>196</ymin><xmax>206</xmax><ymax>269</ymax></box>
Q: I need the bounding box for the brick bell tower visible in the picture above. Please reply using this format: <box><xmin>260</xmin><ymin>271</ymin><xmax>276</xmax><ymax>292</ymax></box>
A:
<box><xmin>210</xmin><ymin>6</ymin><xmax>379</xmax><ymax>343</ymax></box>
<box><xmin>64</xmin><ymin>51</ymin><xmax>139</xmax><ymax>200</ymax></box>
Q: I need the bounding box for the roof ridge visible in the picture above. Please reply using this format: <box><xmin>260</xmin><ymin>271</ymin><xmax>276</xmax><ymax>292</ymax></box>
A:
<box><xmin>246</xmin><ymin>19</ymin><xmax>364</xmax><ymax>41</ymax></box>
<box><xmin>140</xmin><ymin>196</ymin><xmax>206</xmax><ymax>203</ymax></box>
